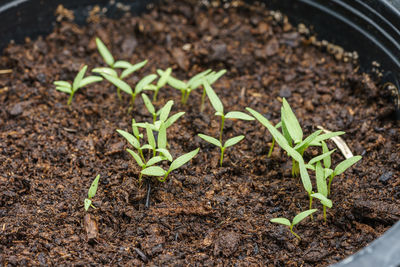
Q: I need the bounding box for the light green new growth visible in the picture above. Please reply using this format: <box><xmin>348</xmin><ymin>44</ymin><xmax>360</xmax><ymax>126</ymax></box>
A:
<box><xmin>145</xmin><ymin>68</ymin><xmax>172</xmax><ymax>101</ymax></box>
<box><xmin>198</xmin><ymin>81</ymin><xmax>253</xmax><ymax>166</ymax></box>
<box><xmin>95</xmin><ymin>37</ymin><xmax>147</xmax><ymax>100</ymax></box>
<box><xmin>270</xmin><ymin>209</ymin><xmax>317</xmax><ymax>240</ymax></box>
<box><xmin>141</xmin><ymin>148</ymin><xmax>200</xmax><ymax>182</ymax></box>
<box><xmin>84</xmin><ymin>174</ymin><xmax>100</xmax><ymax>211</ymax></box>
<box><xmin>160</xmin><ymin>68</ymin><xmax>226</xmax><ymax>105</ymax></box>
<box><xmin>54</xmin><ymin>65</ymin><xmax>103</xmax><ymax>105</ymax></box>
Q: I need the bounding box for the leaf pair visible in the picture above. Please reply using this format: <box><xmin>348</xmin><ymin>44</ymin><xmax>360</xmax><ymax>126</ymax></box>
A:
<box><xmin>54</xmin><ymin>65</ymin><xmax>103</xmax><ymax>105</ymax></box>
<box><xmin>270</xmin><ymin>209</ymin><xmax>317</xmax><ymax>240</ymax></box>
<box><xmin>84</xmin><ymin>174</ymin><xmax>100</xmax><ymax>211</ymax></box>
<box><xmin>198</xmin><ymin>134</ymin><xmax>244</xmax><ymax>166</ymax></box>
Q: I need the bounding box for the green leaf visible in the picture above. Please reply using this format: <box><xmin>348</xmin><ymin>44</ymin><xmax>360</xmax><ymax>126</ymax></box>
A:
<box><xmin>281</xmin><ymin>98</ymin><xmax>303</xmax><ymax>143</ymax></box>
<box><xmin>292</xmin><ymin>209</ymin><xmax>318</xmax><ymax>226</ymax></box>
<box><xmin>159</xmin><ymin>100</ymin><xmax>174</xmax><ymax>122</ymax></box>
<box><xmin>84</xmin><ymin>198</ymin><xmax>92</xmax><ymax>211</ymax></box>
<box><xmin>311</xmin><ymin>193</ymin><xmax>332</xmax><ymax>208</ymax></box>
<box><xmin>145</xmin><ymin>123</ymin><xmax>156</xmax><ymax>150</ymax></box>
<box><xmin>305</xmin><ymin>164</ymin><xmax>315</xmax><ymax>170</ymax></box>
<box><xmin>308</xmin><ymin>150</ymin><xmax>336</xmax><ymax>166</ymax></box>
<box><xmin>92</xmin><ymin>67</ymin><xmax>118</xmax><ymax>77</ymax></box>
<box><xmin>315</xmin><ymin>161</ymin><xmax>327</xmax><ymax>196</ymax></box>
<box><xmin>166</xmin><ymin>75</ymin><xmax>187</xmax><ymax>91</ymax></box>
<box><xmin>206</xmin><ymin>69</ymin><xmax>227</xmax><ymax>84</ymax></box>
<box><xmin>224</xmin><ymin>135</ymin><xmax>245</xmax><ymax>148</ymax></box>
<box><xmin>126</xmin><ymin>148</ymin><xmax>144</xmax><ymax>167</ymax></box>
<box><xmin>198</xmin><ymin>134</ymin><xmax>221</xmax><ymax>147</ymax></box>
<box><xmin>141</xmin><ymin>144</ymin><xmax>153</xmax><ymax>150</ymax></box>
<box><xmin>141</xmin><ymin>94</ymin><xmax>155</xmax><ymax>114</ymax></box>
<box><xmin>225</xmin><ymin>111</ymin><xmax>255</xmax><ymax>121</ymax></box>
<box><xmin>293</xmin><ymin>130</ymin><xmax>323</xmax><ymax>152</ymax></box>
<box><xmin>281</xmin><ymin>118</ymin><xmax>293</xmax><ymax>145</ymax></box>
<box><xmin>156</xmin><ymin>148</ymin><xmax>173</xmax><ymax>161</ymax></box>
<box><xmin>270</xmin><ymin>218</ymin><xmax>291</xmax><ymax>227</ymax></box>
<box><xmin>204</xmin><ymin>81</ymin><xmax>224</xmax><ymax>113</ymax></box>
<box><xmin>72</xmin><ymin>65</ymin><xmax>88</xmax><ymax>91</ymax></box>
<box><xmin>54</xmin><ymin>81</ymin><xmax>71</xmax><ymax>88</ymax></box>
<box><xmin>141</xmin><ymin>166</ymin><xmax>166</xmax><ymax>177</ymax></box>
<box><xmin>158</xmin><ymin>122</ymin><xmax>167</xmax><ymax>149</ymax></box>
<box><xmin>117</xmin><ymin>129</ymin><xmax>140</xmax><ymax>149</ymax></box>
<box><xmin>103</xmin><ymin>74</ymin><xmax>133</xmax><ymax>95</ymax></box>
<box><xmin>333</xmin><ymin>156</ymin><xmax>362</xmax><ymax>176</ymax></box>
<box><xmin>96</xmin><ymin>37</ymin><xmax>114</xmax><ymax>66</ymax></box>
<box><xmin>321</xmin><ymin>141</ymin><xmax>331</xmax><ymax>168</ymax></box>
<box><xmin>79</xmin><ymin>76</ymin><xmax>103</xmax><ymax>88</ymax></box>
<box><xmin>324</xmin><ymin>168</ymin><xmax>333</xmax><ymax>179</ymax></box>
<box><xmin>113</xmin><ymin>60</ymin><xmax>132</xmax><ymax>69</ymax></box>
<box><xmin>165</xmin><ymin>112</ymin><xmax>185</xmax><ymax>128</ymax></box>
<box><xmin>144</xmin><ymin>84</ymin><xmax>158</xmax><ymax>91</ymax></box>
<box><xmin>310</xmin><ymin>131</ymin><xmax>346</xmax><ymax>146</ymax></box>
<box><xmin>55</xmin><ymin>86</ymin><xmax>72</xmax><ymax>93</ymax></box>
<box><xmin>136</xmin><ymin>74</ymin><xmax>158</xmax><ymax>94</ymax></box>
<box><xmin>120</xmin><ymin>60</ymin><xmax>148</xmax><ymax>79</ymax></box>
<box><xmin>168</xmin><ymin>148</ymin><xmax>200</xmax><ymax>172</ymax></box>
<box><xmin>131</xmin><ymin>119</ymin><xmax>141</xmax><ymax>139</ymax></box>
<box><xmin>299</xmin><ymin>162</ymin><xmax>312</xmax><ymax>193</ymax></box>
<box><xmin>146</xmin><ymin>156</ymin><xmax>165</xmax><ymax>167</ymax></box>
<box><xmin>157</xmin><ymin>67</ymin><xmax>172</xmax><ymax>88</ymax></box>
<box><xmin>88</xmin><ymin>174</ymin><xmax>100</xmax><ymax>199</ymax></box>
<box><xmin>187</xmin><ymin>69</ymin><xmax>212</xmax><ymax>88</ymax></box>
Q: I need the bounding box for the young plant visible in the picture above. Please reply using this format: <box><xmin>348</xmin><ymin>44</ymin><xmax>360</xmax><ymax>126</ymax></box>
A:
<box><xmin>95</xmin><ymin>37</ymin><xmax>147</xmax><ymax>100</ymax></box>
<box><xmin>144</xmin><ymin>68</ymin><xmax>172</xmax><ymax>101</ymax></box>
<box><xmin>84</xmin><ymin>174</ymin><xmax>100</xmax><ymax>211</ymax></box>
<box><xmin>54</xmin><ymin>65</ymin><xmax>103</xmax><ymax>105</ymax></box>
<box><xmin>141</xmin><ymin>148</ymin><xmax>200</xmax><ymax>182</ymax></box>
<box><xmin>200</xmin><ymin>69</ymin><xmax>227</xmax><ymax>111</ymax></box>
<box><xmin>102</xmin><ymin>73</ymin><xmax>157</xmax><ymax>108</ymax></box>
<box><xmin>311</xmin><ymin>161</ymin><xmax>333</xmax><ymax>222</ymax></box>
<box><xmin>270</xmin><ymin>209</ymin><xmax>318</xmax><ymax>240</ymax></box>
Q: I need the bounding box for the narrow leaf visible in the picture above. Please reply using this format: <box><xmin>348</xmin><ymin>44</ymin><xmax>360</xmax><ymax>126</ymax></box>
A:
<box><xmin>198</xmin><ymin>134</ymin><xmax>221</xmax><ymax>147</ymax></box>
<box><xmin>315</xmin><ymin>161</ymin><xmax>327</xmax><ymax>196</ymax></box>
<box><xmin>166</xmin><ymin>75</ymin><xmax>187</xmax><ymax>91</ymax></box>
<box><xmin>282</xmin><ymin>98</ymin><xmax>303</xmax><ymax>143</ymax></box>
<box><xmin>126</xmin><ymin>148</ymin><xmax>144</xmax><ymax>167</ymax></box>
<box><xmin>55</xmin><ymin>86</ymin><xmax>72</xmax><ymax>93</ymax></box>
<box><xmin>132</xmin><ymin>119</ymin><xmax>141</xmax><ymax>139</ymax></box>
<box><xmin>204</xmin><ymin>81</ymin><xmax>224</xmax><ymax>113</ymax></box>
<box><xmin>146</xmin><ymin>156</ymin><xmax>165</xmax><ymax>167</ymax></box>
<box><xmin>156</xmin><ymin>148</ymin><xmax>173</xmax><ymax>161</ymax></box>
<box><xmin>165</xmin><ymin>112</ymin><xmax>185</xmax><ymax>128</ymax></box>
<box><xmin>308</xmin><ymin>149</ymin><xmax>336</xmax><ymax>166</ymax></box>
<box><xmin>187</xmin><ymin>69</ymin><xmax>212</xmax><ymax>88</ymax></box>
<box><xmin>120</xmin><ymin>60</ymin><xmax>148</xmax><ymax>79</ymax></box>
<box><xmin>136</xmin><ymin>74</ymin><xmax>158</xmax><ymax>94</ymax></box>
<box><xmin>321</xmin><ymin>141</ymin><xmax>331</xmax><ymax>168</ymax></box>
<box><xmin>72</xmin><ymin>65</ymin><xmax>88</xmax><ymax>91</ymax></box>
<box><xmin>159</xmin><ymin>100</ymin><xmax>174</xmax><ymax>122</ymax></box>
<box><xmin>270</xmin><ymin>218</ymin><xmax>291</xmax><ymax>227</ymax></box>
<box><xmin>103</xmin><ymin>74</ymin><xmax>132</xmax><ymax>95</ymax></box>
<box><xmin>292</xmin><ymin>209</ymin><xmax>318</xmax><ymax>226</ymax></box>
<box><xmin>334</xmin><ymin>156</ymin><xmax>362</xmax><ymax>176</ymax></box>
<box><xmin>113</xmin><ymin>60</ymin><xmax>132</xmax><ymax>69</ymax></box>
<box><xmin>141</xmin><ymin>166</ymin><xmax>166</xmax><ymax>177</ymax></box>
<box><xmin>157</xmin><ymin>67</ymin><xmax>172</xmax><ymax>88</ymax></box>
<box><xmin>293</xmin><ymin>130</ymin><xmax>323</xmax><ymax>152</ymax></box>
<box><xmin>92</xmin><ymin>67</ymin><xmax>118</xmax><ymax>77</ymax></box>
<box><xmin>96</xmin><ymin>37</ymin><xmax>114</xmax><ymax>66</ymax></box>
<box><xmin>225</xmin><ymin>111</ymin><xmax>255</xmax><ymax>121</ymax></box>
<box><xmin>145</xmin><ymin>123</ymin><xmax>156</xmax><ymax>149</ymax></box>
<box><xmin>54</xmin><ymin>81</ymin><xmax>71</xmax><ymax>88</ymax></box>
<box><xmin>310</xmin><ymin>131</ymin><xmax>346</xmax><ymax>146</ymax></box>
<box><xmin>117</xmin><ymin>129</ymin><xmax>140</xmax><ymax>149</ymax></box>
<box><xmin>168</xmin><ymin>148</ymin><xmax>200</xmax><ymax>172</ymax></box>
<box><xmin>88</xmin><ymin>174</ymin><xmax>100</xmax><ymax>199</ymax></box>
<box><xmin>224</xmin><ymin>135</ymin><xmax>245</xmax><ymax>148</ymax></box>
<box><xmin>79</xmin><ymin>76</ymin><xmax>103</xmax><ymax>88</ymax></box>
<box><xmin>158</xmin><ymin>122</ymin><xmax>167</xmax><ymax>149</ymax></box>
<box><xmin>207</xmin><ymin>69</ymin><xmax>227</xmax><ymax>84</ymax></box>
<box><xmin>141</xmin><ymin>93</ymin><xmax>155</xmax><ymax>114</ymax></box>
<box><xmin>311</xmin><ymin>193</ymin><xmax>332</xmax><ymax>208</ymax></box>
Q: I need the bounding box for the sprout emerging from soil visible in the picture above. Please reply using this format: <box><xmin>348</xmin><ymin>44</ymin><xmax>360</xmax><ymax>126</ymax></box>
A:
<box><xmin>270</xmin><ymin>209</ymin><xmax>317</xmax><ymax>240</ymax></box>
<box><xmin>95</xmin><ymin>37</ymin><xmax>147</xmax><ymax>100</ymax></box>
<box><xmin>54</xmin><ymin>65</ymin><xmax>103</xmax><ymax>105</ymax></box>
<box><xmin>198</xmin><ymin>81</ymin><xmax>254</xmax><ymax>166</ymax></box>
<box><xmin>84</xmin><ymin>174</ymin><xmax>101</xmax><ymax>211</ymax></box>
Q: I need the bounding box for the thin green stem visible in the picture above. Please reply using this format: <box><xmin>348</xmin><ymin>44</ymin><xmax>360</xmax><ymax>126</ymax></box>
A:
<box><xmin>219</xmin><ymin>116</ymin><xmax>225</xmax><ymax>143</ymax></box>
<box><xmin>200</xmin><ymin>88</ymin><xmax>206</xmax><ymax>112</ymax></box>
<box><xmin>117</xmin><ymin>87</ymin><xmax>122</xmax><ymax>101</ymax></box>
<box><xmin>139</xmin><ymin>173</ymin><xmax>143</xmax><ymax>184</ymax></box>
<box><xmin>220</xmin><ymin>147</ymin><xmax>225</xmax><ymax>167</ymax></box>
<box><xmin>267</xmin><ymin>138</ymin><xmax>275</xmax><ymax>158</ymax></box>
<box><xmin>153</xmin><ymin>113</ymin><xmax>157</xmax><ymax>124</ymax></box>
<box><xmin>153</xmin><ymin>88</ymin><xmax>159</xmax><ymax>102</ymax></box>
<box><xmin>323</xmin><ymin>206</ymin><xmax>327</xmax><ymax>222</ymax></box>
<box><xmin>328</xmin><ymin>175</ymin><xmax>334</xmax><ymax>196</ymax></box>
<box><xmin>67</xmin><ymin>92</ymin><xmax>74</xmax><ymax>105</ymax></box>
<box><xmin>139</xmin><ymin>149</ymin><xmax>145</xmax><ymax>162</ymax></box>
<box><xmin>290</xmin><ymin>226</ymin><xmax>301</xmax><ymax>240</ymax></box>
<box><xmin>309</xmin><ymin>193</ymin><xmax>314</xmax><ymax>221</ymax></box>
<box><xmin>180</xmin><ymin>90</ymin><xmax>185</xmax><ymax>104</ymax></box>
<box><xmin>183</xmin><ymin>90</ymin><xmax>191</xmax><ymax>104</ymax></box>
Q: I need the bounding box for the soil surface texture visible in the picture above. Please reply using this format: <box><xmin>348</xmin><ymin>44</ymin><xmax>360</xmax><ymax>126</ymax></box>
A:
<box><xmin>1</xmin><ymin>0</ymin><xmax>399</xmax><ymax>266</ymax></box>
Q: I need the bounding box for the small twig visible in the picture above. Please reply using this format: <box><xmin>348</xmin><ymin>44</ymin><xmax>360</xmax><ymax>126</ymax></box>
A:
<box><xmin>145</xmin><ymin>182</ymin><xmax>151</xmax><ymax>208</ymax></box>
<box><xmin>0</xmin><ymin>69</ymin><xmax>12</xmax><ymax>74</ymax></box>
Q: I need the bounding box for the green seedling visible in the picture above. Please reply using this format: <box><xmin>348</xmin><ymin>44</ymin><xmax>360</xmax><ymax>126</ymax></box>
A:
<box><xmin>84</xmin><ymin>174</ymin><xmax>100</xmax><ymax>211</ymax></box>
<box><xmin>54</xmin><ymin>65</ymin><xmax>103</xmax><ymax>105</ymax></box>
<box><xmin>95</xmin><ymin>37</ymin><xmax>147</xmax><ymax>100</ymax></box>
<box><xmin>144</xmin><ymin>68</ymin><xmax>172</xmax><ymax>101</ymax></box>
<box><xmin>311</xmin><ymin>161</ymin><xmax>333</xmax><ymax>222</ymax></box>
<box><xmin>141</xmin><ymin>148</ymin><xmax>200</xmax><ymax>182</ymax></box>
<box><xmin>246</xmin><ymin>107</ymin><xmax>314</xmax><ymax>209</ymax></box>
<box><xmin>198</xmin><ymin>134</ymin><xmax>244</xmax><ymax>167</ymax></box>
<box><xmin>102</xmin><ymin>73</ymin><xmax>157</xmax><ymax>109</ymax></box>
<box><xmin>160</xmin><ymin>69</ymin><xmax>226</xmax><ymax>105</ymax></box>
<box><xmin>200</xmin><ymin>70</ymin><xmax>227</xmax><ymax>111</ymax></box>
<box><xmin>270</xmin><ymin>209</ymin><xmax>318</xmax><ymax>240</ymax></box>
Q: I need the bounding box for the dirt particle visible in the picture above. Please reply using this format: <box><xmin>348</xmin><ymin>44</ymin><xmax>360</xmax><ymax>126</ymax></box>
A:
<box><xmin>214</xmin><ymin>231</ymin><xmax>240</xmax><ymax>257</ymax></box>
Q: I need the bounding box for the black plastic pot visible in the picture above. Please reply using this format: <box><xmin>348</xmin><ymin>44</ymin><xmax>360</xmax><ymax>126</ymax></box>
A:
<box><xmin>0</xmin><ymin>0</ymin><xmax>399</xmax><ymax>266</ymax></box>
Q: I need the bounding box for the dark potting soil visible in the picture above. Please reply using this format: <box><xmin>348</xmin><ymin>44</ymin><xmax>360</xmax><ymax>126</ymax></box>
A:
<box><xmin>0</xmin><ymin>0</ymin><xmax>399</xmax><ymax>265</ymax></box>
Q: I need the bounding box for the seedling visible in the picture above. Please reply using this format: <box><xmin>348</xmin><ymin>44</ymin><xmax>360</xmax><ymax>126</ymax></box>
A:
<box><xmin>95</xmin><ymin>37</ymin><xmax>147</xmax><ymax>100</ymax></box>
<box><xmin>144</xmin><ymin>68</ymin><xmax>172</xmax><ymax>101</ymax></box>
<box><xmin>84</xmin><ymin>174</ymin><xmax>100</xmax><ymax>211</ymax></box>
<box><xmin>102</xmin><ymin>73</ymin><xmax>157</xmax><ymax>108</ymax></box>
<box><xmin>160</xmin><ymin>69</ymin><xmax>226</xmax><ymax>105</ymax></box>
<box><xmin>198</xmin><ymin>134</ymin><xmax>244</xmax><ymax>167</ymax></box>
<box><xmin>141</xmin><ymin>148</ymin><xmax>200</xmax><ymax>182</ymax></box>
<box><xmin>54</xmin><ymin>65</ymin><xmax>103</xmax><ymax>105</ymax></box>
<box><xmin>311</xmin><ymin>161</ymin><xmax>333</xmax><ymax>222</ymax></box>
<box><xmin>270</xmin><ymin>209</ymin><xmax>317</xmax><ymax>240</ymax></box>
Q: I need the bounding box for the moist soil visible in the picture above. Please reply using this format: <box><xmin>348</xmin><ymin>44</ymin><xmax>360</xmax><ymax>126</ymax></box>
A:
<box><xmin>1</xmin><ymin>0</ymin><xmax>399</xmax><ymax>266</ymax></box>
